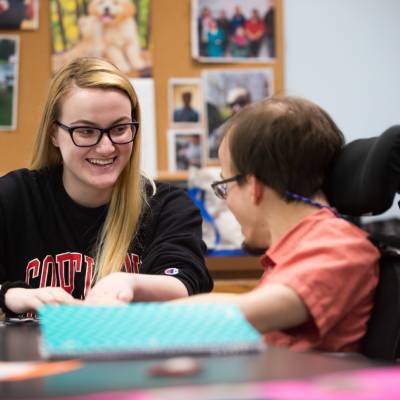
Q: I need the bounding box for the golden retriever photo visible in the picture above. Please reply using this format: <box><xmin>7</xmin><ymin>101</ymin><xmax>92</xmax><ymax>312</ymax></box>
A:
<box><xmin>88</xmin><ymin>0</ymin><xmax>146</xmax><ymax>73</ymax></box>
<box><xmin>50</xmin><ymin>0</ymin><xmax>151</xmax><ymax>77</ymax></box>
<box><xmin>52</xmin><ymin>15</ymin><xmax>104</xmax><ymax>73</ymax></box>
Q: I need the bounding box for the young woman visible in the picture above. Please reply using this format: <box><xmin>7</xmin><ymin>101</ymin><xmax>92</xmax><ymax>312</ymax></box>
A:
<box><xmin>0</xmin><ymin>57</ymin><xmax>212</xmax><ymax>316</ymax></box>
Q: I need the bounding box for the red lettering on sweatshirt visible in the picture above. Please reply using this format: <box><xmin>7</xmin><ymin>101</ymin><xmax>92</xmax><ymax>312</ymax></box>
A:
<box><xmin>25</xmin><ymin>252</ymin><xmax>141</xmax><ymax>297</ymax></box>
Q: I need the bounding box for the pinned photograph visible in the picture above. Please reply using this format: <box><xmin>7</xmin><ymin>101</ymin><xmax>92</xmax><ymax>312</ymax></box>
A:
<box><xmin>50</xmin><ymin>0</ymin><xmax>152</xmax><ymax>77</ymax></box>
<box><xmin>168</xmin><ymin>130</ymin><xmax>205</xmax><ymax>171</ymax></box>
<box><xmin>169</xmin><ymin>78</ymin><xmax>202</xmax><ymax>127</ymax></box>
<box><xmin>0</xmin><ymin>35</ymin><xmax>19</xmax><ymax>131</ymax></box>
<box><xmin>192</xmin><ymin>0</ymin><xmax>276</xmax><ymax>63</ymax></box>
<box><xmin>203</xmin><ymin>68</ymin><xmax>273</xmax><ymax>159</ymax></box>
<box><xmin>0</xmin><ymin>0</ymin><xmax>39</xmax><ymax>30</ymax></box>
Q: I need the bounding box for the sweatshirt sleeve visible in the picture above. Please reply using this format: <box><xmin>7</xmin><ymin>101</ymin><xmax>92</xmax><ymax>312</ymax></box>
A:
<box><xmin>0</xmin><ymin>197</ymin><xmax>6</xmax><ymax>284</ymax></box>
<box><xmin>0</xmin><ymin>173</ymin><xmax>11</xmax><ymax>285</ymax></box>
<box><xmin>138</xmin><ymin>182</ymin><xmax>213</xmax><ymax>295</ymax></box>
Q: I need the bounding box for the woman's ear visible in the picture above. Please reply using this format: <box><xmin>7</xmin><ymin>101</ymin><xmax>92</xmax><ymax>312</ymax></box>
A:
<box><xmin>51</xmin><ymin>131</ymin><xmax>59</xmax><ymax>147</ymax></box>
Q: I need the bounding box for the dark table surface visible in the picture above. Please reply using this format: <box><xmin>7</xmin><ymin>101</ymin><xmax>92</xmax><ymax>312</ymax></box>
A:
<box><xmin>0</xmin><ymin>321</ymin><xmax>383</xmax><ymax>399</ymax></box>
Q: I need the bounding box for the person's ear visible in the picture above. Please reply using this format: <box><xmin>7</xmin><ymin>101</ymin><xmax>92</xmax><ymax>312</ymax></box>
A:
<box><xmin>51</xmin><ymin>130</ymin><xmax>59</xmax><ymax>147</ymax></box>
<box><xmin>248</xmin><ymin>175</ymin><xmax>264</xmax><ymax>205</ymax></box>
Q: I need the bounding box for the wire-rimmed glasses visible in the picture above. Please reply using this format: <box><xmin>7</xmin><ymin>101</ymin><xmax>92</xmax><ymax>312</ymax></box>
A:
<box><xmin>210</xmin><ymin>174</ymin><xmax>244</xmax><ymax>199</ymax></box>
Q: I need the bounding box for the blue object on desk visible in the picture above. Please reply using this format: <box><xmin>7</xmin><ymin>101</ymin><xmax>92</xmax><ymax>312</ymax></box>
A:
<box><xmin>39</xmin><ymin>303</ymin><xmax>264</xmax><ymax>359</ymax></box>
<box><xmin>207</xmin><ymin>248</ymin><xmax>246</xmax><ymax>256</ymax></box>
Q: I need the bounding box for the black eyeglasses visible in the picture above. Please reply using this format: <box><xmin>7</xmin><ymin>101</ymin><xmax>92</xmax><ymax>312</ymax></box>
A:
<box><xmin>55</xmin><ymin>121</ymin><xmax>139</xmax><ymax>147</ymax></box>
<box><xmin>211</xmin><ymin>174</ymin><xmax>244</xmax><ymax>200</ymax></box>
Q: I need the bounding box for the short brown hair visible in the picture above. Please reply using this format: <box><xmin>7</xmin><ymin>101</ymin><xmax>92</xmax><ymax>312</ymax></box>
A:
<box><xmin>224</xmin><ymin>96</ymin><xmax>345</xmax><ymax>198</ymax></box>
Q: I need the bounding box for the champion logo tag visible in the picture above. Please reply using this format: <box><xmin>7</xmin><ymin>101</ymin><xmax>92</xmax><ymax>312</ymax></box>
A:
<box><xmin>164</xmin><ymin>267</ymin><xmax>179</xmax><ymax>276</ymax></box>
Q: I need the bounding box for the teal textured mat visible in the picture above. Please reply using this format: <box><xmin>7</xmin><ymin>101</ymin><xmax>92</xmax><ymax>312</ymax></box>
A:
<box><xmin>39</xmin><ymin>303</ymin><xmax>264</xmax><ymax>359</ymax></box>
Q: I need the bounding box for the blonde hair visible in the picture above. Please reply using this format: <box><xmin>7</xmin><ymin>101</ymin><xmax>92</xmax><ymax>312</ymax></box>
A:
<box><xmin>31</xmin><ymin>57</ymin><xmax>149</xmax><ymax>283</ymax></box>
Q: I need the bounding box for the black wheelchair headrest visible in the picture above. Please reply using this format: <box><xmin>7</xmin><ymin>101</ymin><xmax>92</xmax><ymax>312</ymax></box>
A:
<box><xmin>325</xmin><ymin>126</ymin><xmax>400</xmax><ymax>216</ymax></box>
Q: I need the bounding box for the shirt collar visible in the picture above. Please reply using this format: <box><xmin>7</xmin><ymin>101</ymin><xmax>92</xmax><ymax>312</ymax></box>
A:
<box><xmin>259</xmin><ymin>208</ymin><xmax>337</xmax><ymax>271</ymax></box>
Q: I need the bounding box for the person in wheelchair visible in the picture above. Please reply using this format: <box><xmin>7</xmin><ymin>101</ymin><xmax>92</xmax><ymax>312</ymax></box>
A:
<box><xmin>175</xmin><ymin>95</ymin><xmax>380</xmax><ymax>353</ymax></box>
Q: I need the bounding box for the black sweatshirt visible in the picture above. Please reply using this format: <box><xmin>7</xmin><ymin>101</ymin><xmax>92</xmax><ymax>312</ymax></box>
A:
<box><xmin>0</xmin><ymin>167</ymin><xmax>213</xmax><ymax>298</ymax></box>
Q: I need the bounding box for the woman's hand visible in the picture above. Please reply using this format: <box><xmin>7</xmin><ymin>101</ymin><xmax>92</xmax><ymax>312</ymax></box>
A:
<box><xmin>5</xmin><ymin>287</ymin><xmax>78</xmax><ymax>314</ymax></box>
<box><xmin>84</xmin><ymin>272</ymin><xmax>135</xmax><ymax>305</ymax></box>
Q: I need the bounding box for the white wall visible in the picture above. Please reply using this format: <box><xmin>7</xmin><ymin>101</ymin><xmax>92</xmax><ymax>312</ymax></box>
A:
<box><xmin>130</xmin><ymin>79</ymin><xmax>157</xmax><ymax>177</ymax></box>
<box><xmin>283</xmin><ymin>0</ymin><xmax>400</xmax><ymax>219</ymax></box>
<box><xmin>284</xmin><ymin>0</ymin><xmax>400</xmax><ymax>141</ymax></box>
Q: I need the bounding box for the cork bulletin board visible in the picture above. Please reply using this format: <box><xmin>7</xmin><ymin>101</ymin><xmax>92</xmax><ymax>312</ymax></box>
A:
<box><xmin>0</xmin><ymin>0</ymin><xmax>284</xmax><ymax>179</ymax></box>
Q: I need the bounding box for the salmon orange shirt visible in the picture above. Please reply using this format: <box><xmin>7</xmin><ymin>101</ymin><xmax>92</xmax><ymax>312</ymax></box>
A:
<box><xmin>259</xmin><ymin>208</ymin><xmax>379</xmax><ymax>352</ymax></box>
